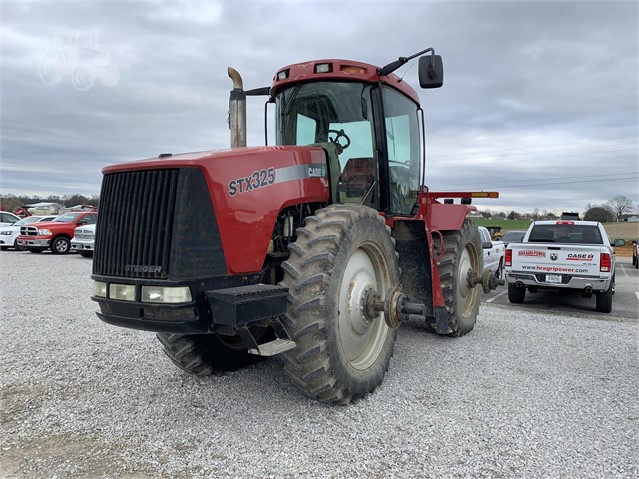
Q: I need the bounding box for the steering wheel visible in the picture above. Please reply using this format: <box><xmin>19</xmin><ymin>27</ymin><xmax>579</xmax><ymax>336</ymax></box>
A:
<box><xmin>321</xmin><ymin>129</ymin><xmax>351</xmax><ymax>151</ymax></box>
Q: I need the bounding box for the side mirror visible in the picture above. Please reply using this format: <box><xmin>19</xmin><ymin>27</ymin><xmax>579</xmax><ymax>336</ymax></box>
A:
<box><xmin>418</xmin><ymin>54</ymin><xmax>443</xmax><ymax>89</ymax></box>
<box><xmin>613</xmin><ymin>239</ymin><xmax>625</xmax><ymax>247</ymax></box>
<box><xmin>482</xmin><ymin>241</ymin><xmax>493</xmax><ymax>249</ymax></box>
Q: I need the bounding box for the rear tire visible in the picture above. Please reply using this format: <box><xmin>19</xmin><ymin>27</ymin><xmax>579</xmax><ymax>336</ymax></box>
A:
<box><xmin>508</xmin><ymin>283</ymin><xmax>526</xmax><ymax>303</ymax></box>
<box><xmin>595</xmin><ymin>280</ymin><xmax>613</xmax><ymax>313</ymax></box>
<box><xmin>156</xmin><ymin>332</ymin><xmax>263</xmax><ymax>375</ymax></box>
<box><xmin>437</xmin><ymin>220</ymin><xmax>483</xmax><ymax>337</ymax></box>
<box><xmin>80</xmin><ymin>252</ymin><xmax>93</xmax><ymax>258</ymax></box>
<box><xmin>28</xmin><ymin>248</ymin><xmax>45</xmax><ymax>254</ymax></box>
<box><xmin>280</xmin><ymin>204</ymin><xmax>399</xmax><ymax>404</ymax></box>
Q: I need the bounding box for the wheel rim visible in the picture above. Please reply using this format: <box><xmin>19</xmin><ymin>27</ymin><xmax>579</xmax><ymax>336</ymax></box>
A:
<box><xmin>337</xmin><ymin>244</ymin><xmax>390</xmax><ymax>371</ymax></box>
<box><xmin>55</xmin><ymin>239</ymin><xmax>68</xmax><ymax>253</ymax></box>
<box><xmin>457</xmin><ymin>244</ymin><xmax>480</xmax><ymax>318</ymax></box>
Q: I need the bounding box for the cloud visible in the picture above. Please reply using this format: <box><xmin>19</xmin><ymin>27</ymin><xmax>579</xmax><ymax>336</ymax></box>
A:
<box><xmin>0</xmin><ymin>0</ymin><xmax>637</xmax><ymax>215</ymax></box>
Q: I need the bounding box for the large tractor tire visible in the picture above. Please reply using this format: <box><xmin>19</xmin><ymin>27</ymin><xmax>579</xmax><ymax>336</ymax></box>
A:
<box><xmin>280</xmin><ymin>204</ymin><xmax>400</xmax><ymax>404</ymax></box>
<box><xmin>437</xmin><ymin>220</ymin><xmax>483</xmax><ymax>337</ymax></box>
<box><xmin>156</xmin><ymin>332</ymin><xmax>264</xmax><ymax>375</ymax></box>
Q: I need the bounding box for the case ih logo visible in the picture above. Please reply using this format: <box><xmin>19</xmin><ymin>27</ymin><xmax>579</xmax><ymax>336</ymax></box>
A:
<box><xmin>550</xmin><ymin>253</ymin><xmax>558</xmax><ymax>261</ymax></box>
<box><xmin>566</xmin><ymin>253</ymin><xmax>594</xmax><ymax>261</ymax></box>
<box><xmin>518</xmin><ymin>250</ymin><xmax>546</xmax><ymax>258</ymax></box>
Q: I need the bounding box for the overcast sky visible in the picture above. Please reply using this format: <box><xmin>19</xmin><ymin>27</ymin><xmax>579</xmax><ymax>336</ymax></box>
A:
<box><xmin>1</xmin><ymin>0</ymin><xmax>637</xmax><ymax>214</ymax></box>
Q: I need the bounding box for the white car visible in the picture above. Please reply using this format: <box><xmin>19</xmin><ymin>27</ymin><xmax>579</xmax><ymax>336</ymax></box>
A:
<box><xmin>0</xmin><ymin>211</ymin><xmax>21</xmax><ymax>228</ymax></box>
<box><xmin>0</xmin><ymin>216</ymin><xmax>57</xmax><ymax>250</ymax></box>
<box><xmin>479</xmin><ymin>226</ymin><xmax>506</xmax><ymax>278</ymax></box>
<box><xmin>71</xmin><ymin>223</ymin><xmax>96</xmax><ymax>257</ymax></box>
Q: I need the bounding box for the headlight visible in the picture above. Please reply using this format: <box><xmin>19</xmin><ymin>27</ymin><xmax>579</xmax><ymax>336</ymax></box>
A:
<box><xmin>0</xmin><ymin>231</ymin><xmax>11</xmax><ymax>235</ymax></box>
<box><xmin>141</xmin><ymin>286</ymin><xmax>192</xmax><ymax>304</ymax></box>
<box><xmin>110</xmin><ymin>284</ymin><xmax>136</xmax><ymax>301</ymax></box>
<box><xmin>93</xmin><ymin>281</ymin><xmax>107</xmax><ymax>297</ymax></box>
<box><xmin>38</xmin><ymin>229</ymin><xmax>52</xmax><ymax>235</ymax></box>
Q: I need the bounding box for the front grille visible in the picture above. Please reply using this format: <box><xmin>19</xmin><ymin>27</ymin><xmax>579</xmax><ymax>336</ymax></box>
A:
<box><xmin>74</xmin><ymin>230</ymin><xmax>94</xmax><ymax>240</ymax></box>
<box><xmin>93</xmin><ymin>167</ymin><xmax>227</xmax><ymax>281</ymax></box>
<box><xmin>94</xmin><ymin>169</ymin><xmax>179</xmax><ymax>279</ymax></box>
<box><xmin>21</xmin><ymin>226</ymin><xmax>38</xmax><ymax>236</ymax></box>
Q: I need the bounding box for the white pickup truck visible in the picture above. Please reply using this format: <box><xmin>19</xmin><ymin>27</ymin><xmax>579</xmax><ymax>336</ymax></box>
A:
<box><xmin>504</xmin><ymin>220</ymin><xmax>623</xmax><ymax>313</ymax></box>
<box><xmin>479</xmin><ymin>226</ymin><xmax>505</xmax><ymax>278</ymax></box>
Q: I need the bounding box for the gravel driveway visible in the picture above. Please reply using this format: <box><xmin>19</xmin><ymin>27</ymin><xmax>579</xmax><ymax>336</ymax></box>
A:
<box><xmin>1</xmin><ymin>252</ymin><xmax>637</xmax><ymax>478</ymax></box>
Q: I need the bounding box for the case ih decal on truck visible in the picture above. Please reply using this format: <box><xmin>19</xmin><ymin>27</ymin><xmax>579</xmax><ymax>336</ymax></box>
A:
<box><xmin>91</xmin><ymin>48</ymin><xmax>502</xmax><ymax>404</ymax></box>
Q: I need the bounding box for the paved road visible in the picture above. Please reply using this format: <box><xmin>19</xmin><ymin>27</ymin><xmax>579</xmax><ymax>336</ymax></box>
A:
<box><xmin>485</xmin><ymin>257</ymin><xmax>639</xmax><ymax>320</ymax></box>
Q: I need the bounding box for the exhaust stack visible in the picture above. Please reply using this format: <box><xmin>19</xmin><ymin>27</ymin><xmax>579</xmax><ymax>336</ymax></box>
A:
<box><xmin>228</xmin><ymin>67</ymin><xmax>246</xmax><ymax>148</ymax></box>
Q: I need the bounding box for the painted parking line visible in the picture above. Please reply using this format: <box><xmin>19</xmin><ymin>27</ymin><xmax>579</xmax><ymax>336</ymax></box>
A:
<box><xmin>619</xmin><ymin>264</ymin><xmax>629</xmax><ymax>277</ymax></box>
<box><xmin>486</xmin><ymin>289</ymin><xmax>508</xmax><ymax>303</ymax></box>
<box><xmin>636</xmin><ymin>292</ymin><xmax>639</xmax><ymax>302</ymax></box>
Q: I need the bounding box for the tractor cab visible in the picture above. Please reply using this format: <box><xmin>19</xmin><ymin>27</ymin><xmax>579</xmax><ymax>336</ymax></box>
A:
<box><xmin>267</xmin><ymin>49</ymin><xmax>443</xmax><ymax>216</ymax></box>
<box><xmin>274</xmin><ymin>77</ymin><xmax>419</xmax><ymax>214</ymax></box>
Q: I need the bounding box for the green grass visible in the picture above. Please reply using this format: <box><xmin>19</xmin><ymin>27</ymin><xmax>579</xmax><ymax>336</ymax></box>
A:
<box><xmin>473</xmin><ymin>219</ymin><xmax>532</xmax><ymax>232</ymax></box>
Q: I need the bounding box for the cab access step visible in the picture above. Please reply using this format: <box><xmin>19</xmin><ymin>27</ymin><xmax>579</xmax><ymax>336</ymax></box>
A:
<box><xmin>205</xmin><ymin>284</ymin><xmax>296</xmax><ymax>356</ymax></box>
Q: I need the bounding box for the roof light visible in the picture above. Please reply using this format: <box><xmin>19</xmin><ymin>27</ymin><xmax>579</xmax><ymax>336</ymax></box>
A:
<box><xmin>340</xmin><ymin>65</ymin><xmax>366</xmax><ymax>74</ymax></box>
<box><xmin>277</xmin><ymin>69</ymin><xmax>289</xmax><ymax>80</ymax></box>
<box><xmin>315</xmin><ymin>63</ymin><xmax>332</xmax><ymax>73</ymax></box>
<box><xmin>556</xmin><ymin>221</ymin><xmax>574</xmax><ymax>225</ymax></box>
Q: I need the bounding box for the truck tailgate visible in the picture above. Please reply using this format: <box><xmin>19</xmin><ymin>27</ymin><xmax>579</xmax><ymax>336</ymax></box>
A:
<box><xmin>510</xmin><ymin>244</ymin><xmax>603</xmax><ymax>276</ymax></box>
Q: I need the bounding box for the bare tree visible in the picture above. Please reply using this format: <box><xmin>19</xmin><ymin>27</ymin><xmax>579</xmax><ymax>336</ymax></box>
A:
<box><xmin>606</xmin><ymin>195</ymin><xmax>634</xmax><ymax>221</ymax></box>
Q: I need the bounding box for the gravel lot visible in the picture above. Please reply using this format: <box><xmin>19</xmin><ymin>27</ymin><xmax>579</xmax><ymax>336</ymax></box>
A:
<box><xmin>1</xmin><ymin>251</ymin><xmax>637</xmax><ymax>478</ymax></box>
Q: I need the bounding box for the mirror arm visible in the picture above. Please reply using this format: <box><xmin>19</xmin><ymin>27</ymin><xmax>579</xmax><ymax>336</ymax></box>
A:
<box><xmin>378</xmin><ymin>47</ymin><xmax>435</xmax><ymax>77</ymax></box>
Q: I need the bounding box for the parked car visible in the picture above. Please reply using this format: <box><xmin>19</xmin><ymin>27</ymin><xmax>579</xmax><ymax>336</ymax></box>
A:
<box><xmin>17</xmin><ymin>211</ymin><xmax>97</xmax><ymax>254</ymax></box>
<box><xmin>501</xmin><ymin>230</ymin><xmax>527</xmax><ymax>247</ymax></box>
<box><xmin>0</xmin><ymin>211</ymin><xmax>21</xmax><ymax>227</ymax></box>
<box><xmin>0</xmin><ymin>216</ymin><xmax>57</xmax><ymax>250</ymax></box>
<box><xmin>71</xmin><ymin>223</ymin><xmax>96</xmax><ymax>257</ymax></box>
<box><xmin>479</xmin><ymin>226</ymin><xmax>505</xmax><ymax>277</ymax></box>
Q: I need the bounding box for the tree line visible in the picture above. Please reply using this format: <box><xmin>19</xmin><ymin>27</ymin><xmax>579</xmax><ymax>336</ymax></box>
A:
<box><xmin>480</xmin><ymin>195</ymin><xmax>635</xmax><ymax>222</ymax></box>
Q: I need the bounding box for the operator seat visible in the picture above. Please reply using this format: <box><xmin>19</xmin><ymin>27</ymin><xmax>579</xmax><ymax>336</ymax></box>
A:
<box><xmin>340</xmin><ymin>157</ymin><xmax>375</xmax><ymax>197</ymax></box>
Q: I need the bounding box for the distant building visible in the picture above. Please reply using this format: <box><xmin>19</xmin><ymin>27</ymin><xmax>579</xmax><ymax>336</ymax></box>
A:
<box><xmin>620</xmin><ymin>214</ymin><xmax>639</xmax><ymax>223</ymax></box>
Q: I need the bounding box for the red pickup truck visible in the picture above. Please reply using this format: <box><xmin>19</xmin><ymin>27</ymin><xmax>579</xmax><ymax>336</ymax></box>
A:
<box><xmin>17</xmin><ymin>211</ymin><xmax>98</xmax><ymax>254</ymax></box>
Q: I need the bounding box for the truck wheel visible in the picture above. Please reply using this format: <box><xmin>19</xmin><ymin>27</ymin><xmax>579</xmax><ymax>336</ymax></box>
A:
<box><xmin>280</xmin><ymin>204</ymin><xmax>399</xmax><ymax>404</ymax></box>
<box><xmin>51</xmin><ymin>236</ymin><xmax>71</xmax><ymax>255</ymax></box>
<box><xmin>437</xmin><ymin>220</ymin><xmax>483</xmax><ymax>337</ymax></box>
<box><xmin>595</xmin><ymin>279</ymin><xmax>613</xmax><ymax>313</ymax></box>
<box><xmin>508</xmin><ymin>283</ymin><xmax>526</xmax><ymax>303</ymax></box>
<box><xmin>156</xmin><ymin>332</ymin><xmax>263</xmax><ymax>375</ymax></box>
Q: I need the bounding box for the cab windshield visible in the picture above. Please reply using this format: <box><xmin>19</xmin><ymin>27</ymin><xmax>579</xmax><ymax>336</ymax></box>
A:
<box><xmin>276</xmin><ymin>81</ymin><xmax>379</xmax><ymax>209</ymax></box>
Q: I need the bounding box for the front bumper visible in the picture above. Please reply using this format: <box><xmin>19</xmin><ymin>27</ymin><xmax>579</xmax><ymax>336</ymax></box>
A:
<box><xmin>18</xmin><ymin>237</ymin><xmax>51</xmax><ymax>248</ymax></box>
<box><xmin>92</xmin><ymin>275</ymin><xmax>287</xmax><ymax>334</ymax></box>
<box><xmin>71</xmin><ymin>239</ymin><xmax>94</xmax><ymax>251</ymax></box>
<box><xmin>505</xmin><ymin>271</ymin><xmax>611</xmax><ymax>292</ymax></box>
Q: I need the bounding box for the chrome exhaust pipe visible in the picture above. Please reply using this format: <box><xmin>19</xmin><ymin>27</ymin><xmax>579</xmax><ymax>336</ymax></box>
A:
<box><xmin>515</xmin><ymin>281</ymin><xmax>524</xmax><ymax>288</ymax></box>
<box><xmin>228</xmin><ymin>67</ymin><xmax>246</xmax><ymax>148</ymax></box>
<box><xmin>584</xmin><ymin>286</ymin><xmax>593</xmax><ymax>294</ymax></box>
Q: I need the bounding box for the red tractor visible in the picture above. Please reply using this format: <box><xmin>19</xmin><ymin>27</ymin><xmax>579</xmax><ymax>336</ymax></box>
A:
<box><xmin>92</xmin><ymin>48</ymin><xmax>502</xmax><ymax>404</ymax></box>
